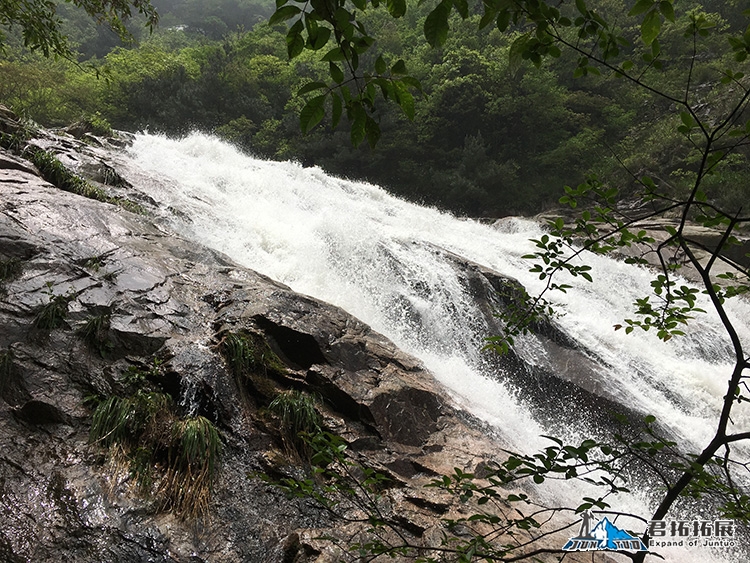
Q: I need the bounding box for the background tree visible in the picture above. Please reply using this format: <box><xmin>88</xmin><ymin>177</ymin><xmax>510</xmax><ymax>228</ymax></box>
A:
<box><xmin>0</xmin><ymin>0</ymin><xmax>158</xmax><ymax>58</ymax></box>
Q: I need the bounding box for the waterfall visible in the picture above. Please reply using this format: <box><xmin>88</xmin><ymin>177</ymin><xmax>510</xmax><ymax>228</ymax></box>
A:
<box><xmin>120</xmin><ymin>132</ymin><xmax>748</xmax><ymax>559</ymax></box>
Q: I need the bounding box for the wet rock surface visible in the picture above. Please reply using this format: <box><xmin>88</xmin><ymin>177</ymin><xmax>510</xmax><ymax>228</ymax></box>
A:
<box><xmin>0</xmin><ymin>131</ymin><xmax>511</xmax><ymax>562</ymax></box>
<box><xmin>0</xmin><ymin>107</ymin><xmax>619</xmax><ymax>562</ymax></box>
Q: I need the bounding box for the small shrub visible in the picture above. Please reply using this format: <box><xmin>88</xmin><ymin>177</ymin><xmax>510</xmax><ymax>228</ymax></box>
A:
<box><xmin>81</xmin><ymin>113</ymin><xmax>113</xmax><ymax>137</ymax></box>
<box><xmin>0</xmin><ymin>119</ymin><xmax>36</xmax><ymax>152</ymax></box>
<box><xmin>268</xmin><ymin>390</ymin><xmax>322</xmax><ymax>460</ymax></box>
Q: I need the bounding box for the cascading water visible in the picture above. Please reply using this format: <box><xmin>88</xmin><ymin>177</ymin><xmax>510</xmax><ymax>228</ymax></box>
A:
<box><xmin>120</xmin><ymin>132</ymin><xmax>749</xmax><ymax>561</ymax></box>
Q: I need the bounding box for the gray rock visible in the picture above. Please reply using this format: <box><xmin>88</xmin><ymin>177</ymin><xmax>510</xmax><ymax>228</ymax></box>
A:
<box><xmin>0</xmin><ymin>138</ymin><xmax>517</xmax><ymax>562</ymax></box>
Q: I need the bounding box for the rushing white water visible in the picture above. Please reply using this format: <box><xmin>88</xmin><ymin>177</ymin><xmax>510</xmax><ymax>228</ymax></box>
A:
<box><xmin>121</xmin><ymin>132</ymin><xmax>748</xmax><ymax>558</ymax></box>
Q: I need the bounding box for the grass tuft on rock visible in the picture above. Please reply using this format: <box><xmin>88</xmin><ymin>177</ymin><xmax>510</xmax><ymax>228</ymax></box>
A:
<box><xmin>33</xmin><ymin>286</ymin><xmax>71</xmax><ymax>330</ymax></box>
<box><xmin>90</xmin><ymin>390</ymin><xmax>221</xmax><ymax>519</ymax></box>
<box><xmin>78</xmin><ymin>312</ymin><xmax>113</xmax><ymax>357</ymax></box>
<box><xmin>268</xmin><ymin>390</ymin><xmax>322</xmax><ymax>461</ymax></box>
<box><xmin>219</xmin><ymin>331</ymin><xmax>288</xmax><ymax>402</ymax></box>
<box><xmin>29</xmin><ymin>148</ymin><xmax>108</xmax><ymax>201</ymax></box>
<box><xmin>0</xmin><ymin>348</ymin><xmax>14</xmax><ymax>396</ymax></box>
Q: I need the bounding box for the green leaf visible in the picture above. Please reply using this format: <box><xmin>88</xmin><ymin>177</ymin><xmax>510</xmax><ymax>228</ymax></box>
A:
<box><xmin>352</xmin><ymin>0</ymin><xmax>367</xmax><ymax>8</ymax></box>
<box><xmin>641</xmin><ymin>10</ymin><xmax>660</xmax><ymax>45</ymax></box>
<box><xmin>575</xmin><ymin>0</ymin><xmax>587</xmax><ymax>16</ymax></box>
<box><xmin>297</xmin><ymin>81</ymin><xmax>327</xmax><ymax>96</ymax></box>
<box><xmin>496</xmin><ymin>9</ymin><xmax>511</xmax><ymax>32</ymax></box>
<box><xmin>322</xmin><ymin>47</ymin><xmax>347</xmax><ymax>62</ymax></box>
<box><xmin>391</xmin><ymin>59</ymin><xmax>407</xmax><ymax>74</ymax></box>
<box><xmin>287</xmin><ymin>31</ymin><xmax>305</xmax><ymax>59</ymax></box>
<box><xmin>300</xmin><ymin>95</ymin><xmax>326</xmax><ymax>134</ymax></box>
<box><xmin>329</xmin><ymin>61</ymin><xmax>344</xmax><ymax>83</ymax></box>
<box><xmin>375</xmin><ymin>55</ymin><xmax>387</xmax><ymax>75</ymax></box>
<box><xmin>310</xmin><ymin>27</ymin><xmax>331</xmax><ymax>50</ymax></box>
<box><xmin>351</xmin><ymin>104</ymin><xmax>366</xmax><ymax>146</ymax></box>
<box><xmin>479</xmin><ymin>7</ymin><xmax>498</xmax><ymax>30</ymax></box>
<box><xmin>386</xmin><ymin>0</ymin><xmax>406</xmax><ymax>18</ymax></box>
<box><xmin>394</xmin><ymin>83</ymin><xmax>415</xmax><ymax>120</ymax></box>
<box><xmin>331</xmin><ymin>93</ymin><xmax>343</xmax><ymax>129</ymax></box>
<box><xmin>365</xmin><ymin>115</ymin><xmax>381</xmax><ymax>148</ymax></box>
<box><xmin>659</xmin><ymin>0</ymin><xmax>674</xmax><ymax>22</ymax></box>
<box><xmin>424</xmin><ymin>1</ymin><xmax>451</xmax><ymax>47</ymax></box>
<box><xmin>628</xmin><ymin>0</ymin><xmax>653</xmax><ymax>17</ymax></box>
<box><xmin>509</xmin><ymin>32</ymin><xmax>532</xmax><ymax>74</ymax></box>
<box><xmin>269</xmin><ymin>5</ymin><xmax>301</xmax><ymax>25</ymax></box>
<box><xmin>400</xmin><ymin>75</ymin><xmax>422</xmax><ymax>90</ymax></box>
<box><xmin>453</xmin><ymin>0</ymin><xmax>468</xmax><ymax>19</ymax></box>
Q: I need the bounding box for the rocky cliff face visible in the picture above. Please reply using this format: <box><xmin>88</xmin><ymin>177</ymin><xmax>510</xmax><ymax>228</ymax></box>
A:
<box><xmin>0</xmin><ymin>110</ymin><xmax>622</xmax><ymax>563</ymax></box>
<box><xmin>0</xmin><ymin>119</ymin><xmax>486</xmax><ymax>562</ymax></box>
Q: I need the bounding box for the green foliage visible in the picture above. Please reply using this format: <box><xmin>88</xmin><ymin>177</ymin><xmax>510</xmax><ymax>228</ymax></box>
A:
<box><xmin>24</xmin><ymin>147</ymin><xmax>147</xmax><ymax>213</ymax></box>
<box><xmin>268</xmin><ymin>390</ymin><xmax>322</xmax><ymax>460</ymax></box>
<box><xmin>219</xmin><ymin>330</ymin><xmax>287</xmax><ymax>379</ymax></box>
<box><xmin>0</xmin><ymin>0</ymin><xmax>158</xmax><ymax>58</ymax></box>
<box><xmin>161</xmin><ymin>415</ymin><xmax>222</xmax><ymax>517</ymax></box>
<box><xmin>29</xmin><ymin>148</ymin><xmax>108</xmax><ymax>201</ymax></box>
<box><xmin>0</xmin><ymin>348</ymin><xmax>14</xmax><ymax>395</ymax></box>
<box><xmin>0</xmin><ymin>115</ymin><xmax>36</xmax><ymax>152</ymax></box>
<box><xmin>74</xmin><ymin>112</ymin><xmax>114</xmax><ymax>137</ymax></box>
<box><xmin>90</xmin><ymin>389</ymin><xmax>222</xmax><ymax>518</ymax></box>
<box><xmin>0</xmin><ymin>257</ymin><xmax>23</xmax><ymax>283</ymax></box>
<box><xmin>219</xmin><ymin>330</ymin><xmax>288</xmax><ymax>403</ymax></box>
<box><xmin>78</xmin><ymin>312</ymin><xmax>114</xmax><ymax>357</ymax></box>
<box><xmin>269</xmin><ymin>413</ymin><xmax>750</xmax><ymax>560</ymax></box>
<box><xmin>33</xmin><ymin>283</ymin><xmax>72</xmax><ymax>330</ymax></box>
<box><xmin>258</xmin><ymin>1</ymin><xmax>750</xmax><ymax>561</ymax></box>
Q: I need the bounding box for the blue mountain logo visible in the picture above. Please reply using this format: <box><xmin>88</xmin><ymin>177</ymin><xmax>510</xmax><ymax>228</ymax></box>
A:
<box><xmin>563</xmin><ymin>511</ymin><xmax>647</xmax><ymax>552</ymax></box>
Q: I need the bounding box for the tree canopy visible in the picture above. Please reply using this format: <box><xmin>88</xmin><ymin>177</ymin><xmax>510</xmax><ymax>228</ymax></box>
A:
<box><xmin>0</xmin><ymin>0</ymin><xmax>158</xmax><ymax>57</ymax></box>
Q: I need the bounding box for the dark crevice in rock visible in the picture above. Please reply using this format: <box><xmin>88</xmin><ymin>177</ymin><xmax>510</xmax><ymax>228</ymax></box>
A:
<box><xmin>305</xmin><ymin>368</ymin><xmax>378</xmax><ymax>431</ymax></box>
<box><xmin>405</xmin><ymin>495</ymin><xmax>450</xmax><ymax>515</ymax></box>
<box><xmin>13</xmin><ymin>400</ymin><xmax>72</xmax><ymax>425</ymax></box>
<box><xmin>254</xmin><ymin>315</ymin><xmax>328</xmax><ymax>370</ymax></box>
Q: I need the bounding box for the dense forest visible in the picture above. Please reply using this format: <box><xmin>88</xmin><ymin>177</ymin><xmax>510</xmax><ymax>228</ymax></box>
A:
<box><xmin>0</xmin><ymin>0</ymin><xmax>748</xmax><ymax>217</ymax></box>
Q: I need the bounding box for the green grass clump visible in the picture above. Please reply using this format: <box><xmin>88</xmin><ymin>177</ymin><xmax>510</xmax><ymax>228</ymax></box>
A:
<box><xmin>162</xmin><ymin>416</ymin><xmax>222</xmax><ymax>517</ymax></box>
<box><xmin>90</xmin><ymin>390</ymin><xmax>221</xmax><ymax>518</ymax></box>
<box><xmin>0</xmin><ymin>349</ymin><xmax>14</xmax><ymax>396</ymax></box>
<box><xmin>0</xmin><ymin>257</ymin><xmax>23</xmax><ymax>296</ymax></box>
<box><xmin>90</xmin><ymin>390</ymin><xmax>171</xmax><ymax>449</ymax></box>
<box><xmin>78</xmin><ymin>312</ymin><xmax>113</xmax><ymax>358</ymax></box>
<box><xmin>79</xmin><ymin>113</ymin><xmax>114</xmax><ymax>137</ymax></box>
<box><xmin>219</xmin><ymin>331</ymin><xmax>287</xmax><ymax>378</ymax></box>
<box><xmin>0</xmin><ymin>257</ymin><xmax>23</xmax><ymax>282</ymax></box>
<box><xmin>268</xmin><ymin>390</ymin><xmax>322</xmax><ymax>460</ymax></box>
<box><xmin>29</xmin><ymin>149</ymin><xmax>108</xmax><ymax>202</ymax></box>
<box><xmin>33</xmin><ymin>287</ymin><xmax>71</xmax><ymax>330</ymax></box>
<box><xmin>0</xmin><ymin>119</ymin><xmax>36</xmax><ymax>152</ymax></box>
<box><xmin>24</xmin><ymin>148</ymin><xmax>146</xmax><ymax>215</ymax></box>
<box><xmin>219</xmin><ymin>331</ymin><xmax>289</xmax><ymax>403</ymax></box>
